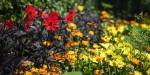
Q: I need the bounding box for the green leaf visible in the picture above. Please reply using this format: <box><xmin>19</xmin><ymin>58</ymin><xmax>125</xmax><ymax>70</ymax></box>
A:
<box><xmin>63</xmin><ymin>71</ymin><xmax>82</xmax><ymax>75</ymax></box>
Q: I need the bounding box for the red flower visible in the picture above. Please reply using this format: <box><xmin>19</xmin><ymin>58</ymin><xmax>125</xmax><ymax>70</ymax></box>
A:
<box><xmin>43</xmin><ymin>11</ymin><xmax>59</xmax><ymax>31</ymax></box>
<box><xmin>4</xmin><ymin>19</ymin><xmax>14</xmax><ymax>29</ymax></box>
<box><xmin>64</xmin><ymin>8</ymin><xmax>77</xmax><ymax>23</ymax></box>
<box><xmin>24</xmin><ymin>4</ymin><xmax>38</xmax><ymax>32</ymax></box>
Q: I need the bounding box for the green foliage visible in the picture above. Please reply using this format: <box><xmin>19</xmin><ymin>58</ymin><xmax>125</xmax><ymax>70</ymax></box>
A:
<box><xmin>63</xmin><ymin>71</ymin><xmax>82</xmax><ymax>75</ymax></box>
<box><xmin>124</xmin><ymin>25</ymin><xmax>150</xmax><ymax>51</ymax></box>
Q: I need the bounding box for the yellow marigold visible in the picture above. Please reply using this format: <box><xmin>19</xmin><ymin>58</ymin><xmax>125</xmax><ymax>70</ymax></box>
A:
<box><xmin>39</xmin><ymin>68</ymin><xmax>47</xmax><ymax>75</ymax></box>
<box><xmin>31</xmin><ymin>67</ymin><xmax>38</xmax><ymax>72</ymax></box>
<box><xmin>79</xmin><ymin>54</ymin><xmax>89</xmax><ymax>62</ymax></box>
<box><xmin>73</xmin><ymin>41</ymin><xmax>80</xmax><ymax>46</ymax></box>
<box><xmin>117</xmin><ymin>25</ymin><xmax>125</xmax><ymax>33</ymax></box>
<box><xmin>107</xmin><ymin>26</ymin><xmax>117</xmax><ymax>36</ymax></box>
<box><xmin>68</xmin><ymin>23</ymin><xmax>77</xmax><ymax>30</ymax></box>
<box><xmin>43</xmin><ymin>64</ymin><xmax>48</xmax><ymax>69</ymax></box>
<box><xmin>93</xmin><ymin>43</ymin><xmax>100</xmax><ymax>49</ymax></box>
<box><xmin>131</xmin><ymin>58</ymin><xmax>141</xmax><ymax>65</ymax></box>
<box><xmin>65</xmin><ymin>51</ymin><xmax>77</xmax><ymax>63</ymax></box>
<box><xmin>71</xmin><ymin>30</ymin><xmax>83</xmax><ymax>37</ymax></box>
<box><xmin>134</xmin><ymin>71</ymin><xmax>143</xmax><ymax>75</ymax></box>
<box><xmin>81</xmin><ymin>40</ymin><xmax>89</xmax><ymax>46</ymax></box>
<box><xmin>147</xmin><ymin>68</ymin><xmax>150</xmax><ymax>75</ymax></box>
<box><xmin>77</xmin><ymin>5</ymin><xmax>84</xmax><ymax>12</ymax></box>
<box><xmin>89</xmin><ymin>30</ymin><xmax>94</xmax><ymax>35</ymax></box>
<box><xmin>24</xmin><ymin>71</ymin><xmax>32</xmax><ymax>75</ymax></box>
<box><xmin>54</xmin><ymin>35</ymin><xmax>62</xmax><ymax>41</ymax></box>
<box><xmin>114</xmin><ymin>59</ymin><xmax>125</xmax><ymax>68</ymax></box>
<box><xmin>147</xmin><ymin>54</ymin><xmax>150</xmax><ymax>60</ymax></box>
<box><xmin>101</xmin><ymin>35</ymin><xmax>112</xmax><ymax>42</ymax></box>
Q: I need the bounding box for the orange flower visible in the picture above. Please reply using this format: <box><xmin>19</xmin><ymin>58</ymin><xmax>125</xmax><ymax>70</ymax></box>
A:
<box><xmin>95</xmin><ymin>55</ymin><xmax>104</xmax><ymax>62</ymax></box>
<box><xmin>131</xmin><ymin>58</ymin><xmax>141</xmax><ymax>65</ymax></box>
<box><xmin>51</xmin><ymin>52</ymin><xmax>65</xmax><ymax>61</ymax></box>
<box><xmin>100</xmin><ymin>11</ymin><xmax>111</xmax><ymax>21</ymax></box>
<box><xmin>39</xmin><ymin>68</ymin><xmax>47</xmax><ymax>75</ymax></box>
<box><xmin>94</xmin><ymin>69</ymin><xmax>103</xmax><ymax>75</ymax></box>
<box><xmin>66</xmin><ymin>41</ymin><xmax>74</xmax><ymax>48</ymax></box>
<box><xmin>24</xmin><ymin>71</ymin><xmax>32</xmax><ymax>75</ymax></box>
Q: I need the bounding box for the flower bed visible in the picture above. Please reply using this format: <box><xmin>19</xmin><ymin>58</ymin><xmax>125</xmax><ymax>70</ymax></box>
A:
<box><xmin>0</xmin><ymin>1</ymin><xmax>150</xmax><ymax>75</ymax></box>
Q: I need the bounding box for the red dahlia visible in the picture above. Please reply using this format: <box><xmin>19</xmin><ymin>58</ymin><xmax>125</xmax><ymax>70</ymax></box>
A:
<box><xmin>64</xmin><ymin>8</ymin><xmax>77</xmax><ymax>23</ymax></box>
<box><xmin>43</xmin><ymin>11</ymin><xmax>59</xmax><ymax>31</ymax></box>
<box><xmin>4</xmin><ymin>19</ymin><xmax>14</xmax><ymax>29</ymax></box>
<box><xmin>24</xmin><ymin>4</ymin><xmax>38</xmax><ymax>32</ymax></box>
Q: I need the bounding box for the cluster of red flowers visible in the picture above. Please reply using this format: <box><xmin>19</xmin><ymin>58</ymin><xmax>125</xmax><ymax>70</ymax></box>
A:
<box><xmin>25</xmin><ymin>4</ymin><xmax>38</xmax><ymax>32</ymax></box>
<box><xmin>24</xmin><ymin>4</ymin><xmax>77</xmax><ymax>31</ymax></box>
<box><xmin>64</xmin><ymin>8</ymin><xmax>77</xmax><ymax>23</ymax></box>
<box><xmin>42</xmin><ymin>11</ymin><xmax>59</xmax><ymax>31</ymax></box>
<box><xmin>4</xmin><ymin>19</ymin><xmax>14</xmax><ymax>29</ymax></box>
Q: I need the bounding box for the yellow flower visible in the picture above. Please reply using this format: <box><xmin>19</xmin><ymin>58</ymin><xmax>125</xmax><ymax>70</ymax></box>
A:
<box><xmin>93</xmin><ymin>43</ymin><xmax>100</xmax><ymax>49</ymax></box>
<box><xmin>141</xmin><ymin>23</ymin><xmax>148</xmax><ymax>29</ymax></box>
<box><xmin>73</xmin><ymin>41</ymin><xmax>80</xmax><ymax>46</ymax></box>
<box><xmin>89</xmin><ymin>30</ymin><xmax>94</xmax><ymax>35</ymax></box>
<box><xmin>146</xmin><ymin>54</ymin><xmax>150</xmax><ymax>60</ymax></box>
<box><xmin>134</xmin><ymin>71</ymin><xmax>143</xmax><ymax>75</ymax></box>
<box><xmin>71</xmin><ymin>30</ymin><xmax>83</xmax><ymax>37</ymax></box>
<box><xmin>79</xmin><ymin>54</ymin><xmax>89</xmax><ymax>62</ymax></box>
<box><xmin>117</xmin><ymin>25</ymin><xmax>125</xmax><ymax>33</ymax></box>
<box><xmin>147</xmin><ymin>68</ymin><xmax>150</xmax><ymax>75</ymax></box>
<box><xmin>100</xmin><ymin>43</ymin><xmax>110</xmax><ymax>49</ymax></box>
<box><xmin>24</xmin><ymin>71</ymin><xmax>32</xmax><ymax>75</ymax></box>
<box><xmin>43</xmin><ymin>64</ymin><xmax>48</xmax><ymax>69</ymax></box>
<box><xmin>65</xmin><ymin>51</ymin><xmax>77</xmax><ymax>64</ymax></box>
<box><xmin>68</xmin><ymin>23</ymin><xmax>77</xmax><ymax>30</ymax></box>
<box><xmin>54</xmin><ymin>35</ymin><xmax>62</xmax><ymax>41</ymax></box>
<box><xmin>101</xmin><ymin>35</ymin><xmax>112</xmax><ymax>42</ymax></box>
<box><xmin>114</xmin><ymin>59</ymin><xmax>125</xmax><ymax>68</ymax></box>
<box><xmin>31</xmin><ymin>67</ymin><xmax>38</xmax><ymax>72</ymax></box>
<box><xmin>107</xmin><ymin>26</ymin><xmax>117</xmax><ymax>36</ymax></box>
<box><xmin>77</xmin><ymin>5</ymin><xmax>84</xmax><ymax>12</ymax></box>
<box><xmin>105</xmin><ymin>49</ymin><xmax>114</xmax><ymax>55</ymax></box>
<box><xmin>82</xmin><ymin>40</ymin><xmax>89</xmax><ymax>46</ymax></box>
